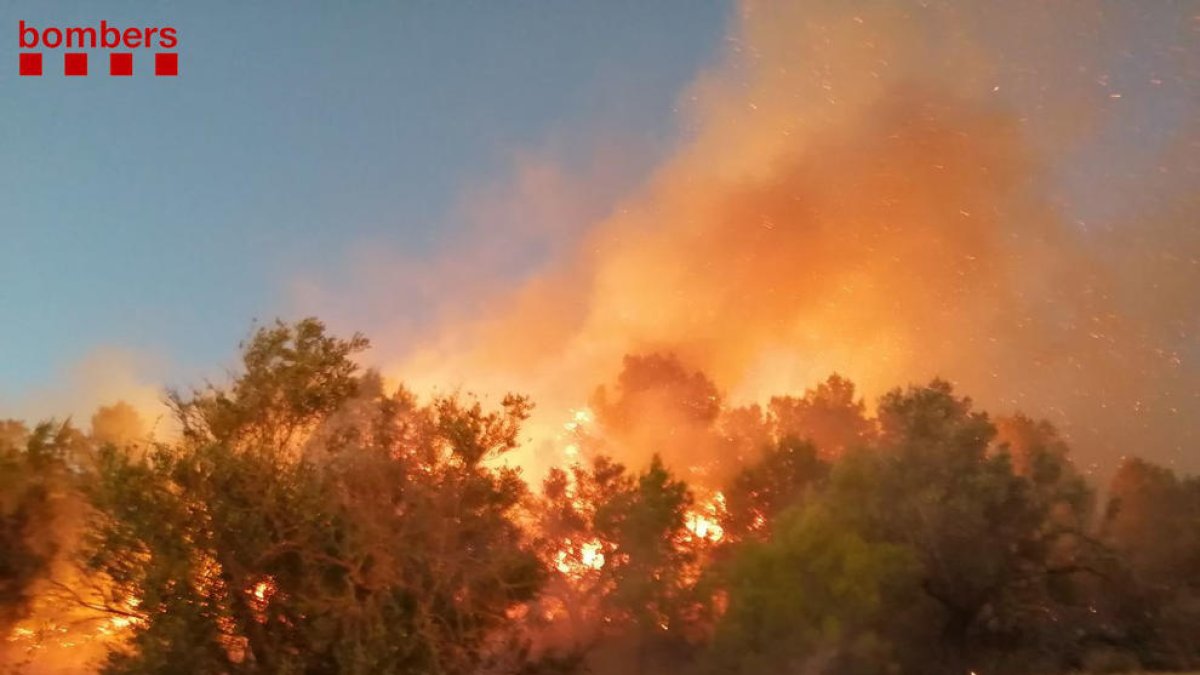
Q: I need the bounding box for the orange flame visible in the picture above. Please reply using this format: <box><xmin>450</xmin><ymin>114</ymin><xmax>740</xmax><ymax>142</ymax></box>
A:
<box><xmin>685</xmin><ymin>491</ymin><xmax>727</xmax><ymax>543</ymax></box>
<box><xmin>554</xmin><ymin>538</ymin><xmax>607</xmax><ymax>576</ymax></box>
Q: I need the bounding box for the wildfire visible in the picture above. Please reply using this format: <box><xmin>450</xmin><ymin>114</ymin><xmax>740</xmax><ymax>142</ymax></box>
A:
<box><xmin>3</xmin><ymin>588</ymin><xmax>144</xmax><ymax>669</ymax></box>
<box><xmin>247</xmin><ymin>576</ymin><xmax>278</xmax><ymax>624</ymax></box>
<box><xmin>252</xmin><ymin>579</ymin><xmax>274</xmax><ymax>602</ymax></box>
<box><xmin>686</xmin><ymin>513</ymin><xmax>724</xmax><ymax>542</ymax></box>
<box><xmin>559</xmin><ymin>408</ymin><xmax>594</xmax><ymax>464</ymax></box>
<box><xmin>685</xmin><ymin>491</ymin><xmax>727</xmax><ymax>543</ymax></box>
<box><xmin>579</xmin><ymin>540</ymin><xmax>605</xmax><ymax>569</ymax></box>
<box><xmin>751</xmin><ymin>511</ymin><xmax>767</xmax><ymax>531</ymax></box>
<box><xmin>554</xmin><ymin>538</ymin><xmax>607</xmax><ymax>576</ymax></box>
<box><xmin>98</xmin><ymin>596</ymin><xmax>144</xmax><ymax>635</ymax></box>
<box><xmin>564</xmin><ymin>408</ymin><xmax>593</xmax><ymax>431</ymax></box>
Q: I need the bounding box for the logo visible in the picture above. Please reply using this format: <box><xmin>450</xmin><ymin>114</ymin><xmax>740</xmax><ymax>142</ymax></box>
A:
<box><xmin>18</xmin><ymin>20</ymin><xmax>178</xmax><ymax>77</ymax></box>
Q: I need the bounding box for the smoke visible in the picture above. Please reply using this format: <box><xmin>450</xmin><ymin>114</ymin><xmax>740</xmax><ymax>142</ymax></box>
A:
<box><xmin>0</xmin><ymin>347</ymin><xmax>170</xmax><ymax>439</ymax></box>
<box><xmin>306</xmin><ymin>0</ymin><xmax>1198</xmax><ymax>477</ymax></box>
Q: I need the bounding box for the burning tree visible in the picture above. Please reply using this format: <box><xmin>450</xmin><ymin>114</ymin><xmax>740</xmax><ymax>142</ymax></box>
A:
<box><xmin>3</xmin><ymin>320</ymin><xmax>1199</xmax><ymax>675</ymax></box>
<box><xmin>77</xmin><ymin>319</ymin><xmax>556</xmax><ymax>674</ymax></box>
<box><xmin>0</xmin><ymin>422</ymin><xmax>78</xmax><ymax>644</ymax></box>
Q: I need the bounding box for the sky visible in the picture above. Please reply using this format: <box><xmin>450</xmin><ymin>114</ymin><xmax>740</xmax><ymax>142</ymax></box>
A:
<box><xmin>1</xmin><ymin>1</ymin><xmax>1197</xmax><ymax>474</ymax></box>
<box><xmin>0</xmin><ymin>0</ymin><xmax>728</xmax><ymax>396</ymax></box>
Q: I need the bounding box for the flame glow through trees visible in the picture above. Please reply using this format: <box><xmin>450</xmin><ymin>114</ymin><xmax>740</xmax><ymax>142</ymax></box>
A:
<box><xmin>3</xmin><ymin>590</ymin><xmax>144</xmax><ymax>670</ymax></box>
<box><xmin>548</xmin><ymin>405</ymin><xmax>729</xmax><ymax>594</ymax></box>
<box><xmin>554</xmin><ymin>538</ymin><xmax>607</xmax><ymax>576</ymax></box>
<box><xmin>365</xmin><ymin>0</ymin><xmax>1200</xmax><ymax>493</ymax></box>
<box><xmin>685</xmin><ymin>492</ymin><xmax>726</xmax><ymax>544</ymax></box>
<box><xmin>248</xmin><ymin>577</ymin><xmax>278</xmax><ymax>624</ymax></box>
<box><xmin>3</xmin><ymin>565</ymin><xmax>282</xmax><ymax>668</ymax></box>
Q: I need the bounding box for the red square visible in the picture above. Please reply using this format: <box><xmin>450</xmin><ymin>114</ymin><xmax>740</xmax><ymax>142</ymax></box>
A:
<box><xmin>64</xmin><ymin>52</ymin><xmax>88</xmax><ymax>76</ymax></box>
<box><xmin>155</xmin><ymin>52</ymin><xmax>178</xmax><ymax>77</ymax></box>
<box><xmin>19</xmin><ymin>52</ymin><xmax>42</xmax><ymax>76</ymax></box>
<box><xmin>110</xmin><ymin>52</ymin><xmax>133</xmax><ymax>76</ymax></box>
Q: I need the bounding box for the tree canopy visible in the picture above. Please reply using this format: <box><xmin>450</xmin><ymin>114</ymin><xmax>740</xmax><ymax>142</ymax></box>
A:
<box><xmin>2</xmin><ymin>318</ymin><xmax>1197</xmax><ymax>675</ymax></box>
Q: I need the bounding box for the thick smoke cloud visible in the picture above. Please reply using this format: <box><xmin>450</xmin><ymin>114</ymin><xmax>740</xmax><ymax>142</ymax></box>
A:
<box><xmin>313</xmin><ymin>0</ymin><xmax>1198</xmax><ymax>476</ymax></box>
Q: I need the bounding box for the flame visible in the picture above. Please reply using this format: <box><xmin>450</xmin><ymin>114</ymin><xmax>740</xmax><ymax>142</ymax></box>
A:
<box><xmin>686</xmin><ymin>513</ymin><xmax>724</xmax><ymax>543</ymax></box>
<box><xmin>252</xmin><ymin>580</ymin><xmax>273</xmax><ymax>602</ymax></box>
<box><xmin>554</xmin><ymin>538</ymin><xmax>607</xmax><ymax>576</ymax></box>
<box><xmin>554</xmin><ymin>407</ymin><xmax>591</xmax><ymax>500</ymax></box>
<box><xmin>564</xmin><ymin>408</ymin><xmax>593</xmax><ymax>431</ymax></box>
<box><xmin>685</xmin><ymin>491</ymin><xmax>727</xmax><ymax>543</ymax></box>
<box><xmin>247</xmin><ymin>576</ymin><xmax>278</xmax><ymax>624</ymax></box>
<box><xmin>98</xmin><ymin>596</ymin><xmax>144</xmax><ymax>635</ymax></box>
<box><xmin>4</xmin><ymin>588</ymin><xmax>144</xmax><ymax>670</ymax></box>
<box><xmin>580</xmin><ymin>540</ymin><xmax>605</xmax><ymax>569</ymax></box>
<box><xmin>356</xmin><ymin>0</ymin><xmax>1200</xmax><ymax>490</ymax></box>
<box><xmin>751</xmin><ymin>511</ymin><xmax>767</xmax><ymax>532</ymax></box>
<box><xmin>558</xmin><ymin>408</ymin><xmax>594</xmax><ymax>464</ymax></box>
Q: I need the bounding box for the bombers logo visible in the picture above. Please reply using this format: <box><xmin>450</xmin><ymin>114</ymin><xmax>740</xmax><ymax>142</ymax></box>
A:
<box><xmin>18</xmin><ymin>20</ymin><xmax>178</xmax><ymax>77</ymax></box>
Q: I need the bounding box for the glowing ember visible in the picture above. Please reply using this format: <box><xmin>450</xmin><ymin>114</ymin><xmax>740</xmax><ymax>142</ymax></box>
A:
<box><xmin>685</xmin><ymin>491</ymin><xmax>727</xmax><ymax>543</ymax></box>
<box><xmin>247</xmin><ymin>577</ymin><xmax>277</xmax><ymax>624</ymax></box>
<box><xmin>554</xmin><ymin>538</ymin><xmax>606</xmax><ymax>576</ymax></box>
<box><xmin>557</xmin><ymin>407</ymin><xmax>595</xmax><ymax>465</ymax></box>
<box><xmin>751</xmin><ymin>512</ymin><xmax>767</xmax><ymax>531</ymax></box>
<box><xmin>580</xmin><ymin>540</ymin><xmax>605</xmax><ymax>569</ymax></box>
<box><xmin>686</xmin><ymin>513</ymin><xmax>725</xmax><ymax>542</ymax></box>
<box><xmin>6</xmin><ymin>627</ymin><xmax>35</xmax><ymax>643</ymax></box>
<box><xmin>4</xmin><ymin>590</ymin><xmax>145</xmax><ymax>669</ymax></box>
<box><xmin>563</xmin><ymin>408</ymin><xmax>593</xmax><ymax>433</ymax></box>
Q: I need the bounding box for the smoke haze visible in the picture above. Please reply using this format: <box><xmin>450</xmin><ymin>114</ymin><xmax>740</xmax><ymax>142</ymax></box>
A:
<box><xmin>306</xmin><ymin>0</ymin><xmax>1199</xmax><ymax>478</ymax></box>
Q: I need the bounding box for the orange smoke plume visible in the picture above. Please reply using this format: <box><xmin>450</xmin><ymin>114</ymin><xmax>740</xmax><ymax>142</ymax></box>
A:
<box><xmin>309</xmin><ymin>0</ymin><xmax>1197</xmax><ymax>477</ymax></box>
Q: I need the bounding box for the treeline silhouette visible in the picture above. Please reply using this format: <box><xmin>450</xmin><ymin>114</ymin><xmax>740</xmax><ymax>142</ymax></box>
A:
<box><xmin>1</xmin><ymin>319</ymin><xmax>1197</xmax><ymax>674</ymax></box>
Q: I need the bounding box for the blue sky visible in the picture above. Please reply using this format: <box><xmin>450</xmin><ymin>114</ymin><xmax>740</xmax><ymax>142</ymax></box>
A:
<box><xmin>0</xmin><ymin>1</ymin><xmax>728</xmax><ymax>394</ymax></box>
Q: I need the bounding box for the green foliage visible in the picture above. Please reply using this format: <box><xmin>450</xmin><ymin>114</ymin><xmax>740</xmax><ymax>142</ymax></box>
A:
<box><xmin>168</xmin><ymin>317</ymin><xmax>370</xmax><ymax>450</ymax></box>
<box><xmin>709</xmin><ymin>505</ymin><xmax>917</xmax><ymax>674</ymax></box>
<box><xmin>594</xmin><ymin>456</ymin><xmax>695</xmax><ymax>632</ymax></box>
<box><xmin>536</xmin><ymin>455</ymin><xmax>700</xmax><ymax>632</ymax></box>
<box><xmin>721</xmin><ymin>436</ymin><xmax>827</xmax><ymax>540</ymax></box>
<box><xmin>708</xmin><ymin>380</ymin><xmax>1107</xmax><ymax>675</ymax></box>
